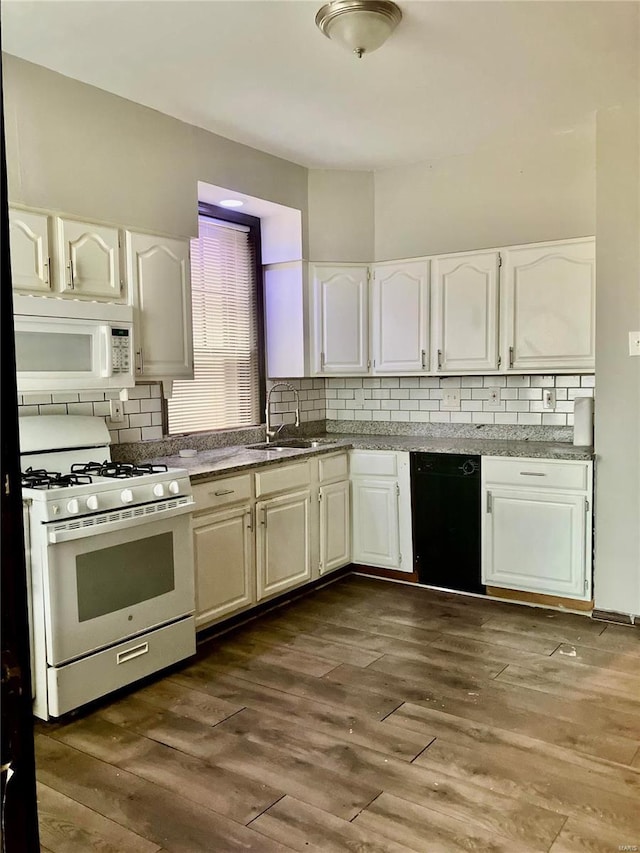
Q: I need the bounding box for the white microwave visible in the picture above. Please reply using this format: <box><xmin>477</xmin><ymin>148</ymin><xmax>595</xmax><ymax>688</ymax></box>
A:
<box><xmin>13</xmin><ymin>295</ymin><xmax>135</xmax><ymax>392</ymax></box>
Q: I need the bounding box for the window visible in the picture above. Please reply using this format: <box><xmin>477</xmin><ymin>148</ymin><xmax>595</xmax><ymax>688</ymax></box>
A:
<box><xmin>167</xmin><ymin>206</ymin><xmax>264</xmax><ymax>434</ymax></box>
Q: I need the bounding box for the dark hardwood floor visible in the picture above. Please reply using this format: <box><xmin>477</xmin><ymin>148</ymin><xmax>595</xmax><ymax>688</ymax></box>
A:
<box><xmin>35</xmin><ymin>576</ymin><xmax>640</xmax><ymax>852</ymax></box>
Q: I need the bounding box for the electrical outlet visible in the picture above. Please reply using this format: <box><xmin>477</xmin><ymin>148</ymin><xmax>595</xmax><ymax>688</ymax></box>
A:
<box><xmin>629</xmin><ymin>331</ymin><xmax>640</xmax><ymax>356</ymax></box>
<box><xmin>543</xmin><ymin>388</ymin><xmax>556</xmax><ymax>410</ymax></box>
<box><xmin>486</xmin><ymin>389</ymin><xmax>501</xmax><ymax>408</ymax></box>
<box><xmin>110</xmin><ymin>399</ymin><xmax>124</xmax><ymax>422</ymax></box>
<box><xmin>442</xmin><ymin>389</ymin><xmax>460</xmax><ymax>410</ymax></box>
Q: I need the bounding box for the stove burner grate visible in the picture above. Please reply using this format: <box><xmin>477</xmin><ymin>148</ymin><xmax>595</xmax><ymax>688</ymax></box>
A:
<box><xmin>21</xmin><ymin>467</ymin><xmax>94</xmax><ymax>489</ymax></box>
<box><xmin>70</xmin><ymin>461</ymin><xmax>169</xmax><ymax>479</ymax></box>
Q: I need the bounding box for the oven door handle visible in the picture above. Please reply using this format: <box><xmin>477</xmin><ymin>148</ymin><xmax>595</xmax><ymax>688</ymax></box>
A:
<box><xmin>46</xmin><ymin>497</ymin><xmax>195</xmax><ymax>544</ymax></box>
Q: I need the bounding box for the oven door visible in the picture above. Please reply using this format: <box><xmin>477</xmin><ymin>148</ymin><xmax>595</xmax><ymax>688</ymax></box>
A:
<box><xmin>41</xmin><ymin>509</ymin><xmax>194</xmax><ymax>665</ymax></box>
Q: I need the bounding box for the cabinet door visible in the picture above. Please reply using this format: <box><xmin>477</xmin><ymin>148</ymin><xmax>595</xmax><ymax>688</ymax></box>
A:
<box><xmin>9</xmin><ymin>209</ymin><xmax>52</xmax><ymax>293</ymax></box>
<box><xmin>193</xmin><ymin>504</ymin><xmax>254</xmax><ymax>628</ymax></box>
<box><xmin>56</xmin><ymin>218</ymin><xmax>122</xmax><ymax>300</ymax></box>
<box><xmin>312</xmin><ymin>265</ymin><xmax>369</xmax><ymax>374</ymax></box>
<box><xmin>502</xmin><ymin>239</ymin><xmax>595</xmax><ymax>371</ymax></box>
<box><xmin>320</xmin><ymin>480</ymin><xmax>351</xmax><ymax>575</ymax></box>
<box><xmin>128</xmin><ymin>233</ymin><xmax>194</xmax><ymax>380</ymax></box>
<box><xmin>372</xmin><ymin>261</ymin><xmax>430</xmax><ymax>373</ymax></box>
<box><xmin>256</xmin><ymin>490</ymin><xmax>311</xmax><ymax>600</ymax></box>
<box><xmin>432</xmin><ymin>251</ymin><xmax>499</xmax><ymax>372</ymax></box>
<box><xmin>351</xmin><ymin>477</ymin><xmax>400</xmax><ymax>569</ymax></box>
<box><xmin>483</xmin><ymin>488</ymin><xmax>588</xmax><ymax>599</ymax></box>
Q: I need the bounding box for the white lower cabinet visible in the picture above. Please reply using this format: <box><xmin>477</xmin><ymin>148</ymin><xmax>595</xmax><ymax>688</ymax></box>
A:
<box><xmin>192</xmin><ymin>504</ymin><xmax>254</xmax><ymax>628</ymax></box>
<box><xmin>350</xmin><ymin>450</ymin><xmax>412</xmax><ymax>572</ymax></box>
<box><xmin>482</xmin><ymin>457</ymin><xmax>593</xmax><ymax>600</ymax></box>
<box><xmin>320</xmin><ymin>480</ymin><xmax>351</xmax><ymax>575</ymax></box>
<box><xmin>256</xmin><ymin>489</ymin><xmax>312</xmax><ymax>600</ymax></box>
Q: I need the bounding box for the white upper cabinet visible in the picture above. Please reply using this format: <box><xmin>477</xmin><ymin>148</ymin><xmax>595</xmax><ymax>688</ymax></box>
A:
<box><xmin>56</xmin><ymin>217</ymin><xmax>123</xmax><ymax>300</ymax></box>
<box><xmin>432</xmin><ymin>251</ymin><xmax>500</xmax><ymax>373</ymax></box>
<box><xmin>9</xmin><ymin>208</ymin><xmax>52</xmax><ymax>294</ymax></box>
<box><xmin>372</xmin><ymin>260</ymin><xmax>430</xmax><ymax>373</ymax></box>
<box><xmin>311</xmin><ymin>264</ymin><xmax>369</xmax><ymax>374</ymax></box>
<box><xmin>127</xmin><ymin>232</ymin><xmax>193</xmax><ymax>380</ymax></box>
<box><xmin>501</xmin><ymin>238</ymin><xmax>595</xmax><ymax>372</ymax></box>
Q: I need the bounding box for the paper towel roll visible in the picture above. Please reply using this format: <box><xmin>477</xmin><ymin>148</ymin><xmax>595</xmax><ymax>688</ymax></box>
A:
<box><xmin>573</xmin><ymin>396</ymin><xmax>594</xmax><ymax>446</ymax></box>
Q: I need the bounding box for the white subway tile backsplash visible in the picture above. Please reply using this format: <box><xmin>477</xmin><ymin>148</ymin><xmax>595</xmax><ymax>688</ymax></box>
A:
<box><xmin>67</xmin><ymin>402</ymin><xmax>94</xmax><ymax>416</ymax></box>
<box><xmin>381</xmin><ymin>399</ymin><xmax>399</xmax><ymax>410</ymax></box>
<box><xmin>124</xmin><ymin>400</ymin><xmax>141</xmax><ymax>414</ymax></box>
<box><xmin>19</xmin><ymin>405</ymin><xmax>39</xmax><ymax>417</ymax></box>
<box><xmin>505</xmin><ymin>401</ymin><xmax>530</xmax><ymax>412</ymax></box>
<box><xmin>568</xmin><ymin>388</ymin><xmax>594</xmax><ymax>400</ymax></box>
<box><xmin>501</xmin><ymin>388</ymin><xmax>519</xmax><ymax>400</ymax></box>
<box><xmin>390</xmin><ymin>389</ymin><xmax>410</xmax><ymax>399</ymax></box>
<box><xmin>581</xmin><ymin>375</ymin><xmax>595</xmax><ymax>387</ymax></box>
<box><xmin>410</xmin><ymin>411</ymin><xmax>432</xmax><ymax>422</ymax></box>
<box><xmin>129</xmin><ymin>413</ymin><xmax>152</xmax><ymax>428</ymax></box>
<box><xmin>52</xmin><ymin>392</ymin><xmax>80</xmax><ymax>404</ymax></box>
<box><xmin>472</xmin><ymin>412</ymin><xmax>495</xmax><ymax>424</ymax></box>
<box><xmin>141</xmin><ymin>426</ymin><xmax>163</xmax><ymax>440</ymax></box>
<box><xmin>117</xmin><ymin>427</ymin><xmax>143</xmax><ymax>443</ymax></box>
<box><xmin>419</xmin><ymin>401</ymin><xmax>439</xmax><ymax>411</ymax></box>
<box><xmin>440</xmin><ymin>377</ymin><xmax>462</xmax><ymax>387</ymax></box>
<box><xmin>450</xmin><ymin>411</ymin><xmax>472</xmax><ymax>423</ymax></box>
<box><xmin>363</xmin><ymin>378</ymin><xmax>381</xmax><ymax>389</ymax></box>
<box><xmin>542</xmin><ymin>413</ymin><xmax>567</xmax><ymax>426</ymax></box>
<box><xmin>517</xmin><ymin>413</ymin><xmax>542</xmax><ymax>425</ymax></box>
<box><xmin>22</xmin><ymin>393</ymin><xmax>53</xmax><ymax>405</ymax></box>
<box><xmin>430</xmin><ymin>412</ymin><xmax>451</xmax><ymax>423</ymax></box>
<box><xmin>337</xmin><ymin>389</ymin><xmax>355</xmax><ymax>399</ymax></box>
<box><xmin>494</xmin><ymin>413</ymin><xmax>518</xmax><ymax>424</ymax></box>
<box><xmin>400</xmin><ymin>378</ymin><xmax>420</xmax><ymax>388</ymax></box>
<box><xmin>381</xmin><ymin>377</ymin><xmax>400</xmax><ymax>388</ymax></box>
<box><xmin>38</xmin><ymin>404</ymin><xmax>68</xmax><ymax>415</ymax></box>
<box><xmin>419</xmin><ymin>377</ymin><xmax>440</xmax><ymax>388</ymax></box>
<box><xmin>461</xmin><ymin>377</ymin><xmax>483</xmax><ymax>388</ymax></box>
<box><xmin>126</xmin><ymin>385</ymin><xmax>152</xmax><ymax>399</ymax></box>
<box><xmin>555</xmin><ymin>375</ymin><xmax>581</xmax><ymax>388</ymax></box>
<box><xmin>461</xmin><ymin>400</ymin><xmax>483</xmax><ymax>412</ymax></box>
<box><xmin>93</xmin><ymin>402</ymin><xmax>111</xmax><ymax>416</ymax></box>
<box><xmin>531</xmin><ymin>375</ymin><xmax>555</xmax><ymax>387</ymax></box>
<box><xmin>518</xmin><ymin>388</ymin><xmax>543</xmax><ymax>400</ymax></box>
<box><xmin>345</xmin><ymin>378</ymin><xmax>363</xmax><ymax>389</ymax></box>
<box><xmin>483</xmin><ymin>376</ymin><xmax>507</xmax><ymax>387</ymax></box>
<box><xmin>506</xmin><ymin>376</ymin><xmax>531</xmax><ymax>387</ymax></box>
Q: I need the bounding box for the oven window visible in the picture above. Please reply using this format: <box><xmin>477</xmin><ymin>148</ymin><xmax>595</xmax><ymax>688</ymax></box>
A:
<box><xmin>76</xmin><ymin>532</ymin><xmax>175</xmax><ymax>622</ymax></box>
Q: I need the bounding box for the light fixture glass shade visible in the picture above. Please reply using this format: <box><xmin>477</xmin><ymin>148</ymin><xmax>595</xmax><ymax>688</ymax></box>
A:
<box><xmin>316</xmin><ymin>1</ymin><xmax>402</xmax><ymax>58</ymax></box>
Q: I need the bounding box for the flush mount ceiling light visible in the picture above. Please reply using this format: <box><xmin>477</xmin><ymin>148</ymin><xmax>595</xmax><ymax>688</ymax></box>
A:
<box><xmin>315</xmin><ymin>0</ymin><xmax>402</xmax><ymax>58</ymax></box>
<box><xmin>219</xmin><ymin>199</ymin><xmax>244</xmax><ymax>208</ymax></box>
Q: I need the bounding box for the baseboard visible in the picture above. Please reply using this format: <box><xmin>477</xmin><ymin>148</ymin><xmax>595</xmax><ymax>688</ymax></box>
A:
<box><xmin>486</xmin><ymin>586</ymin><xmax>593</xmax><ymax>612</ymax></box>
<box><xmin>351</xmin><ymin>564</ymin><xmax>418</xmax><ymax>583</ymax></box>
<box><xmin>195</xmin><ymin>565</ymin><xmax>351</xmax><ymax>645</ymax></box>
<box><xmin>592</xmin><ymin>609</ymin><xmax>638</xmax><ymax>626</ymax></box>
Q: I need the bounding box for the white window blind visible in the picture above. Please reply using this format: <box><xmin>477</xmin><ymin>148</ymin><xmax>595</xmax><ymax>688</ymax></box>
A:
<box><xmin>167</xmin><ymin>216</ymin><xmax>260</xmax><ymax>434</ymax></box>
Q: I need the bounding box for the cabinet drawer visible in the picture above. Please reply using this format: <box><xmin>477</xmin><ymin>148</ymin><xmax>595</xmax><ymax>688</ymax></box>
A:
<box><xmin>483</xmin><ymin>457</ymin><xmax>589</xmax><ymax>491</ymax></box>
<box><xmin>192</xmin><ymin>474</ymin><xmax>252</xmax><ymax>511</ymax></box>
<box><xmin>47</xmin><ymin>617</ymin><xmax>196</xmax><ymax>717</ymax></box>
<box><xmin>319</xmin><ymin>452</ymin><xmax>348</xmax><ymax>483</ymax></box>
<box><xmin>255</xmin><ymin>461</ymin><xmax>310</xmax><ymax>498</ymax></box>
<box><xmin>350</xmin><ymin>450</ymin><xmax>398</xmax><ymax>477</ymax></box>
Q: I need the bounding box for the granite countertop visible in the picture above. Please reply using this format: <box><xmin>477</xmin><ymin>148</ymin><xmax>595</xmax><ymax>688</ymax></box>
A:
<box><xmin>146</xmin><ymin>434</ymin><xmax>593</xmax><ymax>482</ymax></box>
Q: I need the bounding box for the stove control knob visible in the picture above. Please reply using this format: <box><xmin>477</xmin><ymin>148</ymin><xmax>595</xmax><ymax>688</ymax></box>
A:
<box><xmin>67</xmin><ymin>499</ymin><xmax>80</xmax><ymax>515</ymax></box>
<box><xmin>121</xmin><ymin>488</ymin><xmax>134</xmax><ymax>504</ymax></box>
<box><xmin>153</xmin><ymin>483</ymin><xmax>165</xmax><ymax>498</ymax></box>
<box><xmin>86</xmin><ymin>495</ymin><xmax>99</xmax><ymax>511</ymax></box>
<box><xmin>168</xmin><ymin>480</ymin><xmax>180</xmax><ymax>495</ymax></box>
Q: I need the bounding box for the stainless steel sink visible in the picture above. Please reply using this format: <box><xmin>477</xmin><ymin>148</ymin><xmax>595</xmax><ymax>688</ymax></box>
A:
<box><xmin>247</xmin><ymin>439</ymin><xmax>326</xmax><ymax>451</ymax></box>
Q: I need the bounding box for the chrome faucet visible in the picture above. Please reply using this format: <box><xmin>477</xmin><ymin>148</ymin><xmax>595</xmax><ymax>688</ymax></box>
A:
<box><xmin>266</xmin><ymin>382</ymin><xmax>300</xmax><ymax>442</ymax></box>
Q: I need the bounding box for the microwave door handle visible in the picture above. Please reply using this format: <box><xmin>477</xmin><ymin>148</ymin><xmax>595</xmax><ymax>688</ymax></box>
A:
<box><xmin>101</xmin><ymin>326</ymin><xmax>112</xmax><ymax>378</ymax></box>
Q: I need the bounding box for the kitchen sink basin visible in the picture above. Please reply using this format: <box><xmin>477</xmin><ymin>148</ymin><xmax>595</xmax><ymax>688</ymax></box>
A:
<box><xmin>247</xmin><ymin>439</ymin><xmax>327</xmax><ymax>451</ymax></box>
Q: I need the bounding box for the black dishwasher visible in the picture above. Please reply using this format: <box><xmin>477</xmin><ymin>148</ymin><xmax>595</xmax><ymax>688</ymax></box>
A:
<box><xmin>410</xmin><ymin>453</ymin><xmax>484</xmax><ymax>594</ymax></box>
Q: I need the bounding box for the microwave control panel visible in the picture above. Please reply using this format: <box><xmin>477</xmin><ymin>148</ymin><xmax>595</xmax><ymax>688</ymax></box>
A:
<box><xmin>111</xmin><ymin>328</ymin><xmax>131</xmax><ymax>374</ymax></box>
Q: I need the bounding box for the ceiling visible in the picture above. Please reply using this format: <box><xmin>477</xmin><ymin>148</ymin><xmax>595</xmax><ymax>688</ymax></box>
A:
<box><xmin>1</xmin><ymin>1</ymin><xmax>637</xmax><ymax>170</ymax></box>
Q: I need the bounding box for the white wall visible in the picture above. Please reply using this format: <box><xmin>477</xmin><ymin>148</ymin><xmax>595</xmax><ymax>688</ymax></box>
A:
<box><xmin>374</xmin><ymin>122</ymin><xmax>595</xmax><ymax>261</ymax></box>
<box><xmin>308</xmin><ymin>170</ymin><xmax>374</xmax><ymax>262</ymax></box>
<box><xmin>594</xmin><ymin>99</ymin><xmax>640</xmax><ymax>617</ymax></box>
<box><xmin>2</xmin><ymin>54</ymin><xmax>308</xmax><ymax>241</ymax></box>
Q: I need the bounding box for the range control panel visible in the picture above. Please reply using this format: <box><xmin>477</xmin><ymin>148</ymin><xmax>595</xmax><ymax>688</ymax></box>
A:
<box><xmin>111</xmin><ymin>327</ymin><xmax>131</xmax><ymax>374</ymax></box>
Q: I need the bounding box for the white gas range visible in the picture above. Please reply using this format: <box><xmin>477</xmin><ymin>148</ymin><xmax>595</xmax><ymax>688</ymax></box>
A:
<box><xmin>20</xmin><ymin>415</ymin><xmax>196</xmax><ymax>720</ymax></box>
